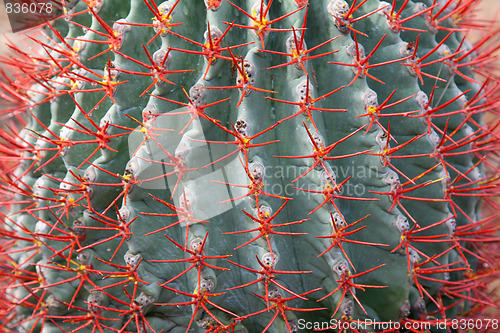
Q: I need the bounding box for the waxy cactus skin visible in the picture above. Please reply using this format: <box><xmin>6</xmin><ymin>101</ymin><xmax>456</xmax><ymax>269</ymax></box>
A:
<box><xmin>0</xmin><ymin>0</ymin><xmax>499</xmax><ymax>332</ymax></box>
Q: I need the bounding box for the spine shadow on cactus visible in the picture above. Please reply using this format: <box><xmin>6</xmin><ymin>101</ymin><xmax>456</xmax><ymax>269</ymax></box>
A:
<box><xmin>0</xmin><ymin>0</ymin><xmax>499</xmax><ymax>332</ymax></box>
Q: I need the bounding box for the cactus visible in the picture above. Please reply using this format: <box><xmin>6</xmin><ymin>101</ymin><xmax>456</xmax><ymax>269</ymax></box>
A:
<box><xmin>1</xmin><ymin>0</ymin><xmax>499</xmax><ymax>332</ymax></box>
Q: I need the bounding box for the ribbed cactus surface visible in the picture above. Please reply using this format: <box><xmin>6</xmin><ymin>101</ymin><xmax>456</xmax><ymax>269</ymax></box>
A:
<box><xmin>0</xmin><ymin>0</ymin><xmax>499</xmax><ymax>332</ymax></box>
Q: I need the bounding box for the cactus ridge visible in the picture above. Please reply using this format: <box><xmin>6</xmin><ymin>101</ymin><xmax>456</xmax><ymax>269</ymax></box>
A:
<box><xmin>0</xmin><ymin>0</ymin><xmax>499</xmax><ymax>332</ymax></box>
